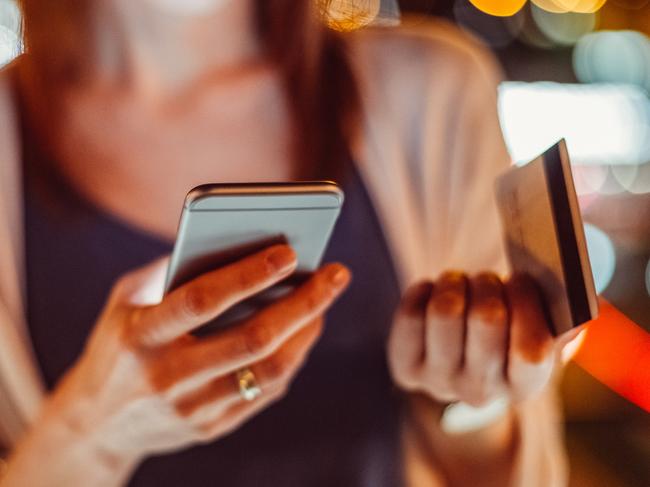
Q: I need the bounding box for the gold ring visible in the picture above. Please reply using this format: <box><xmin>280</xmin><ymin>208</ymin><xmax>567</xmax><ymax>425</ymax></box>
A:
<box><xmin>235</xmin><ymin>368</ymin><xmax>261</xmax><ymax>401</ymax></box>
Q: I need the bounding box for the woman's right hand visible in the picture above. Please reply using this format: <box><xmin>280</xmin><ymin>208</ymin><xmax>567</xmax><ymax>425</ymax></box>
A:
<box><xmin>3</xmin><ymin>245</ymin><xmax>350</xmax><ymax>486</ymax></box>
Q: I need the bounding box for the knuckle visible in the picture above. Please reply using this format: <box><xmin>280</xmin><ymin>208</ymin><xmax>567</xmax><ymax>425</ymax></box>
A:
<box><xmin>471</xmin><ymin>297</ymin><xmax>507</xmax><ymax>325</ymax></box>
<box><xmin>429</xmin><ymin>290</ymin><xmax>465</xmax><ymax>319</ymax></box>
<box><xmin>144</xmin><ymin>351</ymin><xmax>177</xmax><ymax>395</ymax></box>
<box><xmin>194</xmin><ymin>423</ymin><xmax>216</xmax><ymax>443</ymax></box>
<box><xmin>173</xmin><ymin>400</ymin><xmax>194</xmax><ymax>419</ymax></box>
<box><xmin>235</xmin><ymin>267</ymin><xmax>259</xmax><ymax>292</ymax></box>
<box><xmin>179</xmin><ymin>286</ymin><xmax>208</xmax><ymax>319</ymax></box>
<box><xmin>242</xmin><ymin>323</ymin><xmax>274</xmax><ymax>355</ymax></box>
<box><xmin>145</xmin><ymin>366</ymin><xmax>171</xmax><ymax>395</ymax></box>
<box><xmin>474</xmin><ymin>271</ymin><xmax>502</xmax><ymax>285</ymax></box>
<box><xmin>265</xmin><ymin>354</ymin><xmax>289</xmax><ymax>382</ymax></box>
<box><xmin>118</xmin><ymin>308</ymin><xmax>146</xmax><ymax>349</ymax></box>
<box><xmin>304</xmin><ymin>291</ymin><xmax>322</xmax><ymax>314</ymax></box>
<box><xmin>438</xmin><ymin>271</ymin><xmax>467</xmax><ymax>285</ymax></box>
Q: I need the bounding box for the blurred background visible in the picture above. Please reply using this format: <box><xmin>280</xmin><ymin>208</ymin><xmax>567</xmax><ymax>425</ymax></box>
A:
<box><xmin>1</xmin><ymin>0</ymin><xmax>648</xmax><ymax>485</ymax></box>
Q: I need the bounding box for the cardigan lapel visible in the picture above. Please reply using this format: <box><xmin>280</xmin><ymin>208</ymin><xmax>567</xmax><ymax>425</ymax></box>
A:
<box><xmin>0</xmin><ymin>64</ymin><xmax>46</xmax><ymax>447</ymax></box>
<box><xmin>350</xmin><ymin>52</ymin><xmax>427</xmax><ymax>290</ymax></box>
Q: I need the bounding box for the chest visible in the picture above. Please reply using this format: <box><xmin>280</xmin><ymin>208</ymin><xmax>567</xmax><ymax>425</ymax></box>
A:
<box><xmin>49</xmin><ymin>79</ymin><xmax>294</xmax><ymax>240</ymax></box>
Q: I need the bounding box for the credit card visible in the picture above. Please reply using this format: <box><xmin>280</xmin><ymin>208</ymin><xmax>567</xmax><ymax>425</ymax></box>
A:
<box><xmin>494</xmin><ymin>139</ymin><xmax>599</xmax><ymax>335</ymax></box>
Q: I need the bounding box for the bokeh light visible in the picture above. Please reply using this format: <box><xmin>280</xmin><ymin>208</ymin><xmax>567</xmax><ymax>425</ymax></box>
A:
<box><xmin>319</xmin><ymin>0</ymin><xmax>380</xmax><ymax>31</ymax></box>
<box><xmin>319</xmin><ymin>0</ymin><xmax>401</xmax><ymax>31</ymax></box>
<box><xmin>573</xmin><ymin>30</ymin><xmax>650</xmax><ymax>93</ymax></box>
<box><xmin>0</xmin><ymin>0</ymin><xmax>19</xmax><ymax>30</ymax></box>
<box><xmin>498</xmin><ymin>82</ymin><xmax>650</xmax><ymax>166</ymax></box>
<box><xmin>532</xmin><ymin>0</ymin><xmax>575</xmax><ymax>13</ymax></box>
<box><xmin>0</xmin><ymin>24</ymin><xmax>19</xmax><ymax>67</ymax></box>
<box><xmin>573</xmin><ymin>164</ymin><xmax>609</xmax><ymax>195</ymax></box>
<box><xmin>0</xmin><ymin>0</ymin><xmax>20</xmax><ymax>67</ymax></box>
<box><xmin>531</xmin><ymin>4</ymin><xmax>597</xmax><ymax>45</ymax></box>
<box><xmin>584</xmin><ymin>223</ymin><xmax>616</xmax><ymax>293</ymax></box>
<box><xmin>615</xmin><ymin>161</ymin><xmax>650</xmax><ymax>193</ymax></box>
<box><xmin>468</xmin><ymin>0</ymin><xmax>528</xmax><ymax>17</ymax></box>
<box><xmin>568</xmin><ymin>0</ymin><xmax>608</xmax><ymax>12</ymax></box>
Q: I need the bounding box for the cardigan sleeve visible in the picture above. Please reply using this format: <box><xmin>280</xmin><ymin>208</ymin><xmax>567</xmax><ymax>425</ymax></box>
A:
<box><xmin>405</xmin><ymin>29</ymin><xmax>569</xmax><ymax>487</ymax></box>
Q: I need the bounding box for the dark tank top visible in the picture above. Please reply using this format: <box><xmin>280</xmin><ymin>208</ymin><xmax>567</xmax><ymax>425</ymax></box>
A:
<box><xmin>23</xmin><ymin>127</ymin><xmax>404</xmax><ymax>486</ymax></box>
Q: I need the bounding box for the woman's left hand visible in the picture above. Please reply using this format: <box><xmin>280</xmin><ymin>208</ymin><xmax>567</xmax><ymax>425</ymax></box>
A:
<box><xmin>387</xmin><ymin>271</ymin><xmax>574</xmax><ymax>407</ymax></box>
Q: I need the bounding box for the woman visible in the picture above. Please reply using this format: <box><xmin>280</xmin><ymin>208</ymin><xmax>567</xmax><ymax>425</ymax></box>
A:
<box><xmin>0</xmin><ymin>1</ymin><xmax>573</xmax><ymax>485</ymax></box>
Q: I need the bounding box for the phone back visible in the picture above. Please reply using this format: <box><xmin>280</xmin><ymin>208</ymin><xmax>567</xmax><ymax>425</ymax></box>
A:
<box><xmin>165</xmin><ymin>183</ymin><xmax>344</xmax><ymax>295</ymax></box>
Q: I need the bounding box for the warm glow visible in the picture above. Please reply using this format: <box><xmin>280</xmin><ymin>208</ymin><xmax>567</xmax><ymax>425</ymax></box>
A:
<box><xmin>467</xmin><ymin>0</ymin><xmax>528</xmax><ymax>17</ymax></box>
<box><xmin>568</xmin><ymin>0</ymin><xmax>608</xmax><ymax>13</ymax></box>
<box><xmin>532</xmin><ymin>0</ymin><xmax>577</xmax><ymax>13</ymax></box>
<box><xmin>572</xmin><ymin>298</ymin><xmax>650</xmax><ymax>413</ymax></box>
<box><xmin>319</xmin><ymin>0</ymin><xmax>381</xmax><ymax>32</ymax></box>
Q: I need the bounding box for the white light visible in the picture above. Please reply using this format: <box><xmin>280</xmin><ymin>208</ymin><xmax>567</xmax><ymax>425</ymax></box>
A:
<box><xmin>531</xmin><ymin>4</ymin><xmax>597</xmax><ymax>47</ymax></box>
<box><xmin>584</xmin><ymin>223</ymin><xmax>616</xmax><ymax>294</ymax></box>
<box><xmin>574</xmin><ymin>31</ymin><xmax>650</xmax><ymax>93</ymax></box>
<box><xmin>375</xmin><ymin>0</ymin><xmax>401</xmax><ymax>26</ymax></box>
<box><xmin>0</xmin><ymin>0</ymin><xmax>20</xmax><ymax>67</ymax></box>
<box><xmin>145</xmin><ymin>0</ymin><xmax>234</xmax><ymax>16</ymax></box>
<box><xmin>0</xmin><ymin>24</ymin><xmax>19</xmax><ymax>67</ymax></box>
<box><xmin>498</xmin><ymin>82</ymin><xmax>650</xmax><ymax>166</ymax></box>
<box><xmin>0</xmin><ymin>0</ymin><xmax>20</xmax><ymax>32</ymax></box>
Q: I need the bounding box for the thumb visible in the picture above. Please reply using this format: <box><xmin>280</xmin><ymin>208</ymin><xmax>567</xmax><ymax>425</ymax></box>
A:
<box><xmin>556</xmin><ymin>325</ymin><xmax>588</xmax><ymax>364</ymax></box>
<box><xmin>108</xmin><ymin>255</ymin><xmax>171</xmax><ymax>308</ymax></box>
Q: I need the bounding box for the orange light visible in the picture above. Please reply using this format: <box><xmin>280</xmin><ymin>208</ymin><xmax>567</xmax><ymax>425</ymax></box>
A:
<box><xmin>468</xmin><ymin>0</ymin><xmax>528</xmax><ymax>17</ymax></box>
<box><xmin>319</xmin><ymin>0</ymin><xmax>380</xmax><ymax>32</ymax></box>
<box><xmin>532</xmin><ymin>0</ymin><xmax>576</xmax><ymax>13</ymax></box>
<box><xmin>572</xmin><ymin>298</ymin><xmax>650</xmax><ymax>412</ymax></box>
<box><xmin>570</xmin><ymin>0</ymin><xmax>608</xmax><ymax>13</ymax></box>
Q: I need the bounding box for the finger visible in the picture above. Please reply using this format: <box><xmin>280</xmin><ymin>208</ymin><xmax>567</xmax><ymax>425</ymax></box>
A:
<box><xmin>387</xmin><ymin>281</ymin><xmax>433</xmax><ymax>390</ymax></box>
<box><xmin>504</xmin><ymin>274</ymin><xmax>555</xmax><ymax>401</ymax></box>
<box><xmin>425</xmin><ymin>272</ymin><xmax>467</xmax><ymax>374</ymax></box>
<box><xmin>460</xmin><ymin>273</ymin><xmax>508</xmax><ymax>406</ymax></box>
<box><xmin>194</xmin><ymin>383</ymin><xmax>287</xmax><ymax>443</ymax></box>
<box><xmin>108</xmin><ymin>255</ymin><xmax>170</xmax><ymax>308</ymax></box>
<box><xmin>173</xmin><ymin>319</ymin><xmax>323</xmax><ymax>415</ymax></box>
<box><xmin>131</xmin><ymin>244</ymin><xmax>297</xmax><ymax>346</ymax></box>
<box><xmin>555</xmin><ymin>325</ymin><xmax>587</xmax><ymax>364</ymax></box>
<box><xmin>151</xmin><ymin>263</ymin><xmax>350</xmax><ymax>391</ymax></box>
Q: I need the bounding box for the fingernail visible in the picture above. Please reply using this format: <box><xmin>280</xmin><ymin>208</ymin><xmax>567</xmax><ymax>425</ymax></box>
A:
<box><xmin>266</xmin><ymin>246</ymin><xmax>296</xmax><ymax>273</ymax></box>
<box><xmin>329</xmin><ymin>264</ymin><xmax>350</xmax><ymax>286</ymax></box>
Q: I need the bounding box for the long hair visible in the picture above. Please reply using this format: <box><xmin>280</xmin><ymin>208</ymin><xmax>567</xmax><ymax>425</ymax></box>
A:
<box><xmin>17</xmin><ymin>0</ymin><xmax>360</xmax><ymax>181</ymax></box>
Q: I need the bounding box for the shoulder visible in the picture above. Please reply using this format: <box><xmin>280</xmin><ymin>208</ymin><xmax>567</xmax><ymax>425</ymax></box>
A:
<box><xmin>0</xmin><ymin>59</ymin><xmax>20</xmax><ymax>126</ymax></box>
<box><xmin>345</xmin><ymin>17</ymin><xmax>504</xmax><ymax>114</ymax></box>
<box><xmin>0</xmin><ymin>59</ymin><xmax>21</xmax><ymax>184</ymax></box>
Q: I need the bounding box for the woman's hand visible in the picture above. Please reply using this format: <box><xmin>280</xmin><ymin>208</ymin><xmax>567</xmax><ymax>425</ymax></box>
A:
<box><xmin>388</xmin><ymin>271</ymin><xmax>571</xmax><ymax>408</ymax></box>
<box><xmin>4</xmin><ymin>245</ymin><xmax>350</xmax><ymax>486</ymax></box>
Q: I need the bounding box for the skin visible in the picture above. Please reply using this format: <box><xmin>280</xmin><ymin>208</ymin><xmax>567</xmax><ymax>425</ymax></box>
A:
<box><xmin>388</xmin><ymin>272</ymin><xmax>558</xmax><ymax>407</ymax></box>
<box><xmin>3</xmin><ymin>246</ymin><xmax>351</xmax><ymax>485</ymax></box>
<box><xmin>2</xmin><ymin>0</ymin><xmax>579</xmax><ymax>485</ymax></box>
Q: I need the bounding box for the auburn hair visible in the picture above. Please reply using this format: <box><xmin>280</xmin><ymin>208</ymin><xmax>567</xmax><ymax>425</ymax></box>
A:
<box><xmin>17</xmin><ymin>0</ymin><xmax>360</xmax><ymax>181</ymax></box>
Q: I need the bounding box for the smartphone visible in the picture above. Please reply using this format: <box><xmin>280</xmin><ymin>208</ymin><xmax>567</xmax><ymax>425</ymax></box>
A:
<box><xmin>495</xmin><ymin>139</ymin><xmax>598</xmax><ymax>335</ymax></box>
<box><xmin>164</xmin><ymin>182</ymin><xmax>344</xmax><ymax>334</ymax></box>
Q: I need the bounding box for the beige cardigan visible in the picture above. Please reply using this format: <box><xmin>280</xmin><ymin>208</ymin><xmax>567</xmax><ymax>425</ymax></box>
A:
<box><xmin>0</xmin><ymin>20</ymin><xmax>568</xmax><ymax>486</ymax></box>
